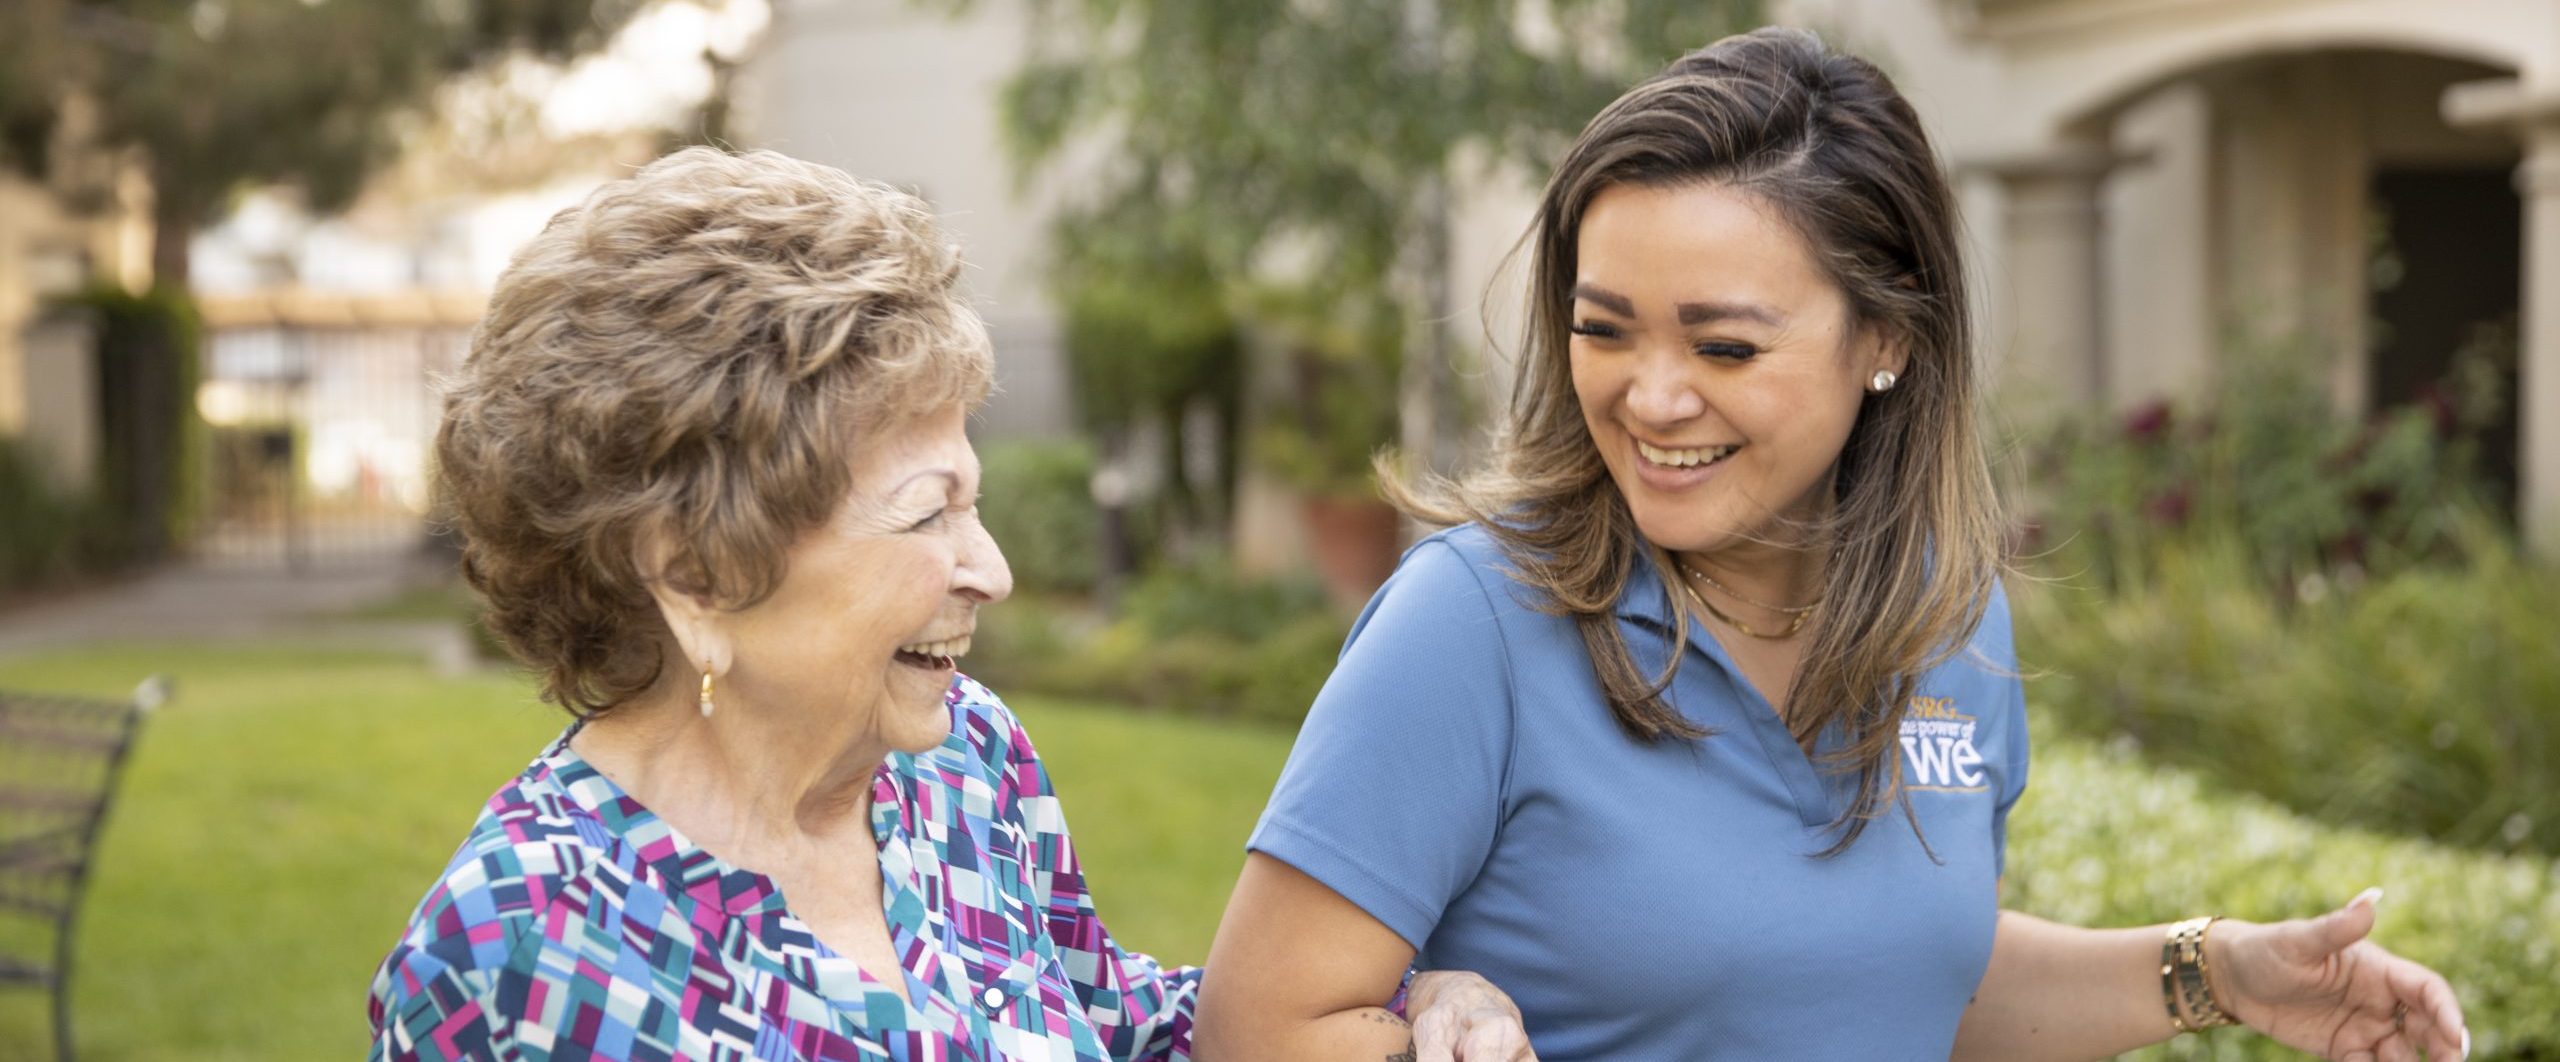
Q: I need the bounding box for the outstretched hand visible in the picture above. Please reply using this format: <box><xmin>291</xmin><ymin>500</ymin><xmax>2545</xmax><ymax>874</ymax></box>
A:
<box><xmin>1406</xmin><ymin>970</ymin><xmax>1538</xmax><ymax>1061</ymax></box>
<box><xmin>2213</xmin><ymin>889</ymin><xmax>2468</xmax><ymax>1061</ymax></box>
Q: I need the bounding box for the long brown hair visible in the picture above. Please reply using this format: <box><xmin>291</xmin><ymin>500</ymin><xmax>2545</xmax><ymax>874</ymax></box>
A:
<box><xmin>1386</xmin><ymin>27</ymin><xmax>2005</xmax><ymax>854</ymax></box>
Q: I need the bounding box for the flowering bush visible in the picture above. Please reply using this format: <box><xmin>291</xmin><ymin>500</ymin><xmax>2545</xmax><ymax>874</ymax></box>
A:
<box><xmin>2007</xmin><ymin>731</ymin><xmax>2560</xmax><ymax>1059</ymax></box>
<box><xmin>2021</xmin><ymin>338</ymin><xmax>2504</xmax><ymax>594</ymax></box>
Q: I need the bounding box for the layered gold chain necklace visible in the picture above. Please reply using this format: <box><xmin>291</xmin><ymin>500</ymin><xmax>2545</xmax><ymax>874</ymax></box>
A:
<box><xmin>1676</xmin><ymin>563</ymin><xmax>1820</xmax><ymax>640</ymax></box>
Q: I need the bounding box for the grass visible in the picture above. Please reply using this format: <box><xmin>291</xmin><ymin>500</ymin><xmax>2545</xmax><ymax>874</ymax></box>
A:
<box><xmin>0</xmin><ymin>645</ymin><xmax>559</xmax><ymax>1062</ymax></box>
<box><xmin>1005</xmin><ymin>696</ymin><xmax>1291</xmax><ymax>962</ymax></box>
<box><xmin>0</xmin><ymin>644</ymin><xmax>1286</xmax><ymax>1062</ymax></box>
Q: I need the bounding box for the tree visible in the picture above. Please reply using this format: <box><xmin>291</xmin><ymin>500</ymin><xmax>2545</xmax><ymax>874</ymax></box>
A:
<box><xmin>0</xmin><ymin>0</ymin><xmax>650</xmax><ymax>287</ymax></box>
<box><xmin>986</xmin><ymin>0</ymin><xmax>1764</xmax><ymax>476</ymax></box>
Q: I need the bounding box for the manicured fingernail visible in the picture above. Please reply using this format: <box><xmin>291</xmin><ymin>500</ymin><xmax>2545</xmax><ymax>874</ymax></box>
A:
<box><xmin>2350</xmin><ymin>886</ymin><xmax>2384</xmax><ymax>910</ymax></box>
<box><xmin>2459</xmin><ymin>1026</ymin><xmax>2470</xmax><ymax>1059</ymax></box>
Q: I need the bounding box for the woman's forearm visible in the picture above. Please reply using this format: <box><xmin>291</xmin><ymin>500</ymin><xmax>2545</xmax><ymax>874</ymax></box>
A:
<box><xmin>1953</xmin><ymin>910</ymin><xmax>2185</xmax><ymax>1061</ymax></box>
<box><xmin>1195</xmin><ymin>854</ymin><xmax>1428</xmax><ymax>1061</ymax></box>
<box><xmin>1192</xmin><ymin>1007</ymin><xmax>1418</xmax><ymax>1062</ymax></box>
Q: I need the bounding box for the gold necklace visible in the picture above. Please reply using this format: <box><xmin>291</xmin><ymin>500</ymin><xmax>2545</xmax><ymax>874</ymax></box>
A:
<box><xmin>1683</xmin><ymin>564</ymin><xmax>1821</xmax><ymax>615</ymax></box>
<box><xmin>1674</xmin><ymin>572</ymin><xmax>1808</xmax><ymax>640</ymax></box>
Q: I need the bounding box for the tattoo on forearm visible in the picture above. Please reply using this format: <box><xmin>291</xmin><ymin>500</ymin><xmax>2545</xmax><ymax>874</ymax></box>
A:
<box><xmin>1385</xmin><ymin>1045</ymin><xmax>1417</xmax><ymax>1062</ymax></box>
<box><xmin>1361</xmin><ymin>1010</ymin><xmax>1411</xmax><ymax>1029</ymax></box>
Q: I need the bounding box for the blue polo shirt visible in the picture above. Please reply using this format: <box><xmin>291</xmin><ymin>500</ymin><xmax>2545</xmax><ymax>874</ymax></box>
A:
<box><xmin>1248</xmin><ymin>523</ymin><xmax>2027</xmax><ymax>1061</ymax></box>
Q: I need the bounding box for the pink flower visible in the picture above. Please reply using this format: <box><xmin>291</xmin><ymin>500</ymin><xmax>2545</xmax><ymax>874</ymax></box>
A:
<box><xmin>2123</xmin><ymin>400</ymin><xmax>2174</xmax><ymax>444</ymax></box>
<box><xmin>2143</xmin><ymin>487</ymin><xmax>2192</xmax><ymax>526</ymax></box>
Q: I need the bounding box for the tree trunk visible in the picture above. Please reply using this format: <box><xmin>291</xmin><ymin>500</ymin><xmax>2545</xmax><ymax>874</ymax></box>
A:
<box><xmin>1398</xmin><ymin>169</ymin><xmax>1459</xmax><ymax>481</ymax></box>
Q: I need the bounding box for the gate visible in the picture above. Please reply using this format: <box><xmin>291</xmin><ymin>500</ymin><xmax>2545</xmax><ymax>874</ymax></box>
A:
<box><xmin>192</xmin><ymin>292</ymin><xmax>476</xmax><ymax>571</ymax></box>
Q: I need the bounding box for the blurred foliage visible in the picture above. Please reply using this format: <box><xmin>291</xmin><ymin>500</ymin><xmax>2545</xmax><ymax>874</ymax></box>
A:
<box><xmin>68</xmin><ymin>284</ymin><xmax>203</xmax><ymax>564</ymax></box>
<box><xmin>2005</xmin><ymin>732</ymin><xmax>2560</xmax><ymax>1061</ymax></box>
<box><xmin>2022</xmin><ymin>335</ymin><xmax>2503</xmax><ymax>593</ymax></box>
<box><xmin>0</xmin><ymin>288</ymin><xmax>200</xmax><ymax>588</ymax></box>
<box><xmin>979</xmin><ymin>439</ymin><xmax>1104</xmax><ymax>596</ymax></box>
<box><xmin>1057</xmin><ymin>224</ymin><xmax>1241</xmax><ymax>438</ymax></box>
<box><xmin>1056</xmin><ymin>229</ymin><xmax>1245</xmax><ymax>545</ymax></box>
<box><xmin>966</xmin><ymin>0</ymin><xmax>1762</xmax><ymax>507</ymax></box>
<box><xmin>0</xmin><ymin>0</ymin><xmax>645</xmax><ymax>282</ymax></box>
<box><xmin>1249</xmin><ymin>285</ymin><xmax>1406</xmax><ymax>496</ymax></box>
<box><xmin>2018</xmin><ymin>528</ymin><xmax>2560</xmax><ymax>857</ymax></box>
<box><xmin>0</xmin><ymin>435</ymin><xmax>111</xmax><ymax>592</ymax></box>
<box><xmin>971</xmin><ymin>558</ymin><xmax>1345</xmax><ymax>728</ymax></box>
<box><xmin>2016</xmin><ymin>331</ymin><xmax>2558</xmax><ymax>855</ymax></box>
<box><xmin>984</xmin><ymin>0</ymin><xmax>1763</xmax><ymax>293</ymax></box>
<box><xmin>1118</xmin><ymin>554</ymin><xmax>1332</xmax><ymax>643</ymax></box>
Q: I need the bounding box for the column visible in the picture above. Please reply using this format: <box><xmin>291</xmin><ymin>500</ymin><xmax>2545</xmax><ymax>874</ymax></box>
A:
<box><xmin>2448</xmin><ymin>80</ymin><xmax>2560</xmax><ymax>556</ymax></box>
<box><xmin>1976</xmin><ymin>143</ymin><xmax>2118</xmax><ymax>409</ymax></box>
<box><xmin>2520</xmin><ymin>123</ymin><xmax>2560</xmax><ymax>554</ymax></box>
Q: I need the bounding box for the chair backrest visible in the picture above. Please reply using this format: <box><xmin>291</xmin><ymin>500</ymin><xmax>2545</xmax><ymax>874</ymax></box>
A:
<box><xmin>0</xmin><ymin>679</ymin><xmax>164</xmax><ymax>964</ymax></box>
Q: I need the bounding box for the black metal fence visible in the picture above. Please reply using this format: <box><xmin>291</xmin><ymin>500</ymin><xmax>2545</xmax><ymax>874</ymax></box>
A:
<box><xmin>192</xmin><ymin>305</ymin><xmax>470</xmax><ymax>572</ymax></box>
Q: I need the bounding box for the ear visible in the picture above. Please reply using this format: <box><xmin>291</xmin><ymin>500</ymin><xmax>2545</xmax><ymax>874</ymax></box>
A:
<box><xmin>635</xmin><ymin>525</ymin><xmax>733</xmax><ymax>680</ymax></box>
<box><xmin>1861</xmin><ymin>321</ymin><xmax>1911</xmax><ymax>382</ymax></box>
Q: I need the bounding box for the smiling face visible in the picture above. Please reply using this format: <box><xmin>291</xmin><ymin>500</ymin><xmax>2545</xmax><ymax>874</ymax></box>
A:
<box><xmin>1567</xmin><ymin>181</ymin><xmax>1904</xmax><ymax>562</ymax></box>
<box><xmin>708</xmin><ymin>401</ymin><xmax>1012</xmax><ymax>757</ymax></box>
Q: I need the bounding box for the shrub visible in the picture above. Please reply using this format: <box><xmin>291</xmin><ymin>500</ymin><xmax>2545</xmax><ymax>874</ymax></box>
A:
<box><xmin>2007</xmin><ymin>732</ymin><xmax>2560</xmax><ymax>1060</ymax></box>
<box><xmin>969</xmin><ymin>559</ymin><xmax>1346</xmax><ymax>727</ymax></box>
<box><xmin>978</xmin><ymin>439</ymin><xmax>1103</xmax><ymax>595</ymax></box>
<box><xmin>2017</xmin><ymin>530</ymin><xmax>2560</xmax><ymax>856</ymax></box>
<box><xmin>1119</xmin><ymin>555</ymin><xmax>1331</xmax><ymax>643</ymax></box>
<box><xmin>0</xmin><ymin>435</ymin><xmax>109</xmax><ymax>591</ymax></box>
<box><xmin>61</xmin><ymin>285</ymin><xmax>203</xmax><ymax>565</ymax></box>
<box><xmin>2022</xmin><ymin>337</ymin><xmax>2500</xmax><ymax>593</ymax></box>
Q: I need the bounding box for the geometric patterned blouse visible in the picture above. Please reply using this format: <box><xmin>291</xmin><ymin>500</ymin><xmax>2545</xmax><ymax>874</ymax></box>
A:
<box><xmin>367</xmin><ymin>677</ymin><xmax>1200</xmax><ymax>1061</ymax></box>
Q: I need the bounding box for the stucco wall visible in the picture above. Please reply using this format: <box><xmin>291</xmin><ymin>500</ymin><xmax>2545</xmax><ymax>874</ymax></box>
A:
<box><xmin>740</xmin><ymin>0</ymin><xmax>1071</xmax><ymax>438</ymax></box>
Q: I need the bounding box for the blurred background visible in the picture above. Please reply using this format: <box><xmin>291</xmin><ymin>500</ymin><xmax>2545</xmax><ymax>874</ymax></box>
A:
<box><xmin>1</xmin><ymin>0</ymin><xmax>2557</xmax><ymax>1058</ymax></box>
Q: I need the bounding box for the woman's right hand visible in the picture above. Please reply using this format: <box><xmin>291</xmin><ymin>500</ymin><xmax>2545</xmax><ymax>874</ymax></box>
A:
<box><xmin>1407</xmin><ymin>970</ymin><xmax>1538</xmax><ymax>1061</ymax></box>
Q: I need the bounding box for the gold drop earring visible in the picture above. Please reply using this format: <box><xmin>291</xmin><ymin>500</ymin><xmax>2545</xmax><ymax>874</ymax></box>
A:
<box><xmin>698</xmin><ymin>661</ymin><xmax>716</xmax><ymax>719</ymax></box>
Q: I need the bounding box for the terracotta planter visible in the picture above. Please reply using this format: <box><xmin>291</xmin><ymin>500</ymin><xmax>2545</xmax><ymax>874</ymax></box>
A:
<box><xmin>1300</xmin><ymin>494</ymin><xmax>1403</xmax><ymax>611</ymax></box>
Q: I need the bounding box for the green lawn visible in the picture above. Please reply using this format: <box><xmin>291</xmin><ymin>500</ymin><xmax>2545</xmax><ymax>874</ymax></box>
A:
<box><xmin>0</xmin><ymin>644</ymin><xmax>1286</xmax><ymax>1062</ymax></box>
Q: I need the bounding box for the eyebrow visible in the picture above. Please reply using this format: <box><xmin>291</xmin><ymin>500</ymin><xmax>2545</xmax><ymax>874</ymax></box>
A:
<box><xmin>1572</xmin><ymin>282</ymin><xmax>1787</xmax><ymax>328</ymax></box>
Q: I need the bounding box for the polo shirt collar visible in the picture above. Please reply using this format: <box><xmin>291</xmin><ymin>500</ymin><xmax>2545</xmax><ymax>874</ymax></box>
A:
<box><xmin>1611</xmin><ymin>547</ymin><xmax>1681</xmax><ymax>630</ymax></box>
<box><xmin>1605</xmin><ymin>545</ymin><xmax>1849</xmax><ymax>828</ymax></box>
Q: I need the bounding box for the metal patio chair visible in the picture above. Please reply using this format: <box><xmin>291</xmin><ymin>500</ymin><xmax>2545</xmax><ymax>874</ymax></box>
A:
<box><xmin>0</xmin><ymin>677</ymin><xmax>167</xmax><ymax>1062</ymax></box>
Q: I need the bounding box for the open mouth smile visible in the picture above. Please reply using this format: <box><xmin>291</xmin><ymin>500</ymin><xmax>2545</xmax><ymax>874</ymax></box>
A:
<box><xmin>893</xmin><ymin>633</ymin><xmax>970</xmax><ymax>671</ymax></box>
<box><xmin>1633</xmin><ymin>439</ymin><xmax>1741</xmax><ymax>469</ymax></box>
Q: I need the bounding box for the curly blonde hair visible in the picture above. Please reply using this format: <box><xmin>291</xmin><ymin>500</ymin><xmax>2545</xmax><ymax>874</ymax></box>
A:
<box><xmin>436</xmin><ymin>147</ymin><xmax>993</xmax><ymax>716</ymax></box>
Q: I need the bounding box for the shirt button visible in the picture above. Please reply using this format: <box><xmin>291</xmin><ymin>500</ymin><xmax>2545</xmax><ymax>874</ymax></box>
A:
<box><xmin>981</xmin><ymin>987</ymin><xmax>1004</xmax><ymax>1009</ymax></box>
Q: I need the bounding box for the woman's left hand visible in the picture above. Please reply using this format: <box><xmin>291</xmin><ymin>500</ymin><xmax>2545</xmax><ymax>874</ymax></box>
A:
<box><xmin>2213</xmin><ymin>889</ymin><xmax>2468</xmax><ymax>1061</ymax></box>
<box><xmin>1405</xmin><ymin>970</ymin><xmax>1537</xmax><ymax>1061</ymax></box>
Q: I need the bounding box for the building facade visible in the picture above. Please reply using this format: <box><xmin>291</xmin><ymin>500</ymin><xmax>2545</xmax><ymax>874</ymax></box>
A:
<box><xmin>0</xmin><ymin>147</ymin><xmax>151</xmax><ymax>494</ymax></box>
<box><xmin>744</xmin><ymin>0</ymin><xmax>2560</xmax><ymax>547</ymax></box>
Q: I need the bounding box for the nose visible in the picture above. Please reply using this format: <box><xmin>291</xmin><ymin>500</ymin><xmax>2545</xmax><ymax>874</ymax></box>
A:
<box><xmin>1623</xmin><ymin>348</ymin><xmax>1706</xmax><ymax>425</ymax></box>
<box><xmin>956</xmin><ymin>512</ymin><xmax>1013</xmax><ymax>605</ymax></box>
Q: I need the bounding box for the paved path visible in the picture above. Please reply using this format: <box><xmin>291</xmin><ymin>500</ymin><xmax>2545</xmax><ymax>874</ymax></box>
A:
<box><xmin>0</xmin><ymin>551</ymin><xmax>478</xmax><ymax>672</ymax></box>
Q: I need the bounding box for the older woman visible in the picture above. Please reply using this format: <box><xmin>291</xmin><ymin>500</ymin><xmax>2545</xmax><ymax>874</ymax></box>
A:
<box><xmin>1199</xmin><ymin>28</ymin><xmax>2469</xmax><ymax>1062</ymax></box>
<box><xmin>367</xmin><ymin>148</ymin><xmax>1526</xmax><ymax>1062</ymax></box>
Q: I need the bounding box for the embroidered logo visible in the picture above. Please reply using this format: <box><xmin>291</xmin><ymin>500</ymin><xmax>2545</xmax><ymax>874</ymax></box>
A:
<box><xmin>1899</xmin><ymin>696</ymin><xmax>1989</xmax><ymax>793</ymax></box>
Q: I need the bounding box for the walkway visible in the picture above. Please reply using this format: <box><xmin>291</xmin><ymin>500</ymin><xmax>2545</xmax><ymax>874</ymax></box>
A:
<box><xmin>0</xmin><ymin>549</ymin><xmax>477</xmax><ymax>671</ymax></box>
